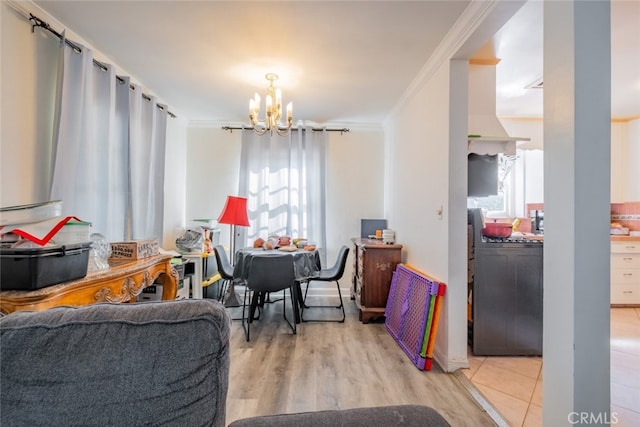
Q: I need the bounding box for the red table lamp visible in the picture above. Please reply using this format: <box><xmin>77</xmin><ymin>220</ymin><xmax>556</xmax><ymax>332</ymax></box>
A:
<box><xmin>217</xmin><ymin>195</ymin><xmax>250</xmax><ymax>307</ymax></box>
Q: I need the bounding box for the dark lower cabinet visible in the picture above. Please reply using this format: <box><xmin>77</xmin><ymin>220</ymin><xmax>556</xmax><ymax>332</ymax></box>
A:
<box><xmin>473</xmin><ymin>245</ymin><xmax>543</xmax><ymax>356</ymax></box>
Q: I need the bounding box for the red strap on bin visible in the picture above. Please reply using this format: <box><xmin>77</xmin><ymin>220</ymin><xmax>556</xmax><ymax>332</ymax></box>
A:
<box><xmin>5</xmin><ymin>216</ymin><xmax>83</xmax><ymax>246</ymax></box>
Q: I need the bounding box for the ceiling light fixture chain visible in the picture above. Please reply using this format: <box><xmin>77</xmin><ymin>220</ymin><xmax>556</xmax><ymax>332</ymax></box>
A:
<box><xmin>249</xmin><ymin>73</ymin><xmax>293</xmax><ymax>136</ymax></box>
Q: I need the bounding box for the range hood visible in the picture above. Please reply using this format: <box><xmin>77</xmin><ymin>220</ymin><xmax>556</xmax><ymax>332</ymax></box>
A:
<box><xmin>468</xmin><ymin>63</ymin><xmax>530</xmax><ymax>155</ymax></box>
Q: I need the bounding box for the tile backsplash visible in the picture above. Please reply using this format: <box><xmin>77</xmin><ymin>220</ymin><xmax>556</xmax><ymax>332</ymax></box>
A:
<box><xmin>611</xmin><ymin>202</ymin><xmax>640</xmax><ymax>231</ymax></box>
<box><xmin>610</xmin><ymin>214</ymin><xmax>640</xmax><ymax>220</ymax></box>
<box><xmin>524</xmin><ymin>201</ymin><xmax>640</xmax><ymax>232</ymax></box>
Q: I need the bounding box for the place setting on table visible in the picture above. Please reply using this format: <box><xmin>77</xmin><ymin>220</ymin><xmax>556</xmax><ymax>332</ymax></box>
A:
<box><xmin>234</xmin><ymin>235</ymin><xmax>318</xmax><ymax>280</ymax></box>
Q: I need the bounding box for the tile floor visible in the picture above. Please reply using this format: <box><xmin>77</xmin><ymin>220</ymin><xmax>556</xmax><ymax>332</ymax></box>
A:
<box><xmin>462</xmin><ymin>307</ymin><xmax>640</xmax><ymax>426</ymax></box>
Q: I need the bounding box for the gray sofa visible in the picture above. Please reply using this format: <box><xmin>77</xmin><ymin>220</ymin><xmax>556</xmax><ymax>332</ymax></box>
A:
<box><xmin>0</xmin><ymin>299</ymin><xmax>449</xmax><ymax>426</ymax></box>
<box><xmin>228</xmin><ymin>405</ymin><xmax>450</xmax><ymax>427</ymax></box>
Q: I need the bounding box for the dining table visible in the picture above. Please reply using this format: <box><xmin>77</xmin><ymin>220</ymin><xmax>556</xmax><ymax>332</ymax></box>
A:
<box><xmin>233</xmin><ymin>247</ymin><xmax>321</xmax><ymax>323</ymax></box>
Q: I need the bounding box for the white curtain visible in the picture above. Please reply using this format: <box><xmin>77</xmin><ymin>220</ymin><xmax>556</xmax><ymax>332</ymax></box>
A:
<box><xmin>49</xmin><ymin>39</ymin><xmax>167</xmax><ymax>242</ymax></box>
<box><xmin>238</xmin><ymin>127</ymin><xmax>327</xmax><ymax>263</ymax></box>
<box><xmin>129</xmin><ymin>86</ymin><xmax>167</xmax><ymax>240</ymax></box>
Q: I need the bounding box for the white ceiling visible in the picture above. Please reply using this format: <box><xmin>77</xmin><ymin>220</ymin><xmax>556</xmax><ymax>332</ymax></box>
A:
<box><xmin>31</xmin><ymin>1</ymin><xmax>640</xmax><ymax>125</ymax></box>
<box><xmin>491</xmin><ymin>0</ymin><xmax>640</xmax><ymax>120</ymax></box>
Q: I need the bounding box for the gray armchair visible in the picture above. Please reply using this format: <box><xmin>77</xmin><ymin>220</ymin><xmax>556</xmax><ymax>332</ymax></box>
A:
<box><xmin>0</xmin><ymin>299</ymin><xmax>231</xmax><ymax>427</ymax></box>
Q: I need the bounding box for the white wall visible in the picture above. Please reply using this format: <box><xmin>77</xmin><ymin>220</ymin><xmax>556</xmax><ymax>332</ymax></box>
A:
<box><xmin>184</xmin><ymin>126</ymin><xmax>242</xmax><ymax>250</ymax></box>
<box><xmin>1</xmin><ymin>1</ymin><xmax>59</xmax><ymax>207</ymax></box>
<box><xmin>542</xmin><ymin>1</ymin><xmax>611</xmax><ymax>420</ymax></box>
<box><xmin>386</xmin><ymin>64</ymin><xmax>451</xmax><ymax>285</ymax></box>
<box><xmin>184</xmin><ymin>125</ymin><xmax>385</xmax><ymax>279</ymax></box>
<box><xmin>325</xmin><ymin>127</ymin><xmax>385</xmax><ymax>269</ymax></box>
<box><xmin>0</xmin><ymin>1</ymin><xmax>188</xmax><ymax>246</ymax></box>
<box><xmin>385</xmin><ymin>60</ymin><xmax>467</xmax><ymax>371</ymax></box>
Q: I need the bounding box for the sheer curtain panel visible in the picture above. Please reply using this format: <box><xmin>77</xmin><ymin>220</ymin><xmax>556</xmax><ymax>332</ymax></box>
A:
<box><xmin>49</xmin><ymin>38</ymin><xmax>167</xmax><ymax>242</ymax></box>
<box><xmin>238</xmin><ymin>128</ymin><xmax>327</xmax><ymax>263</ymax></box>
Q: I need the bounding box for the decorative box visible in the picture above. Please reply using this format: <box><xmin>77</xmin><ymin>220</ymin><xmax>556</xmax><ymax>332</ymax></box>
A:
<box><xmin>110</xmin><ymin>239</ymin><xmax>159</xmax><ymax>260</ymax></box>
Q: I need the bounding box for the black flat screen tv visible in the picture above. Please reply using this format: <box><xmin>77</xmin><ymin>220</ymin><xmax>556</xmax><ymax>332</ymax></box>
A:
<box><xmin>361</xmin><ymin>219</ymin><xmax>387</xmax><ymax>238</ymax></box>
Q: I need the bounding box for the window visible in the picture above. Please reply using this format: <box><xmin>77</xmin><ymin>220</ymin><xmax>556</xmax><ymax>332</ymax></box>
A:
<box><xmin>238</xmin><ymin>129</ymin><xmax>328</xmax><ymax>263</ymax></box>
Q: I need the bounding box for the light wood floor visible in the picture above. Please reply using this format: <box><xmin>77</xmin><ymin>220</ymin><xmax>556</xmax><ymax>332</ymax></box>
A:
<box><xmin>225</xmin><ymin>292</ymin><xmax>496</xmax><ymax>426</ymax></box>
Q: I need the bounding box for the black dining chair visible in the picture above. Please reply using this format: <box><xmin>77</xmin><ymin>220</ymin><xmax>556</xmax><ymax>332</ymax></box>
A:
<box><xmin>300</xmin><ymin>245</ymin><xmax>349</xmax><ymax>323</ymax></box>
<box><xmin>242</xmin><ymin>254</ymin><xmax>297</xmax><ymax>341</ymax></box>
<box><xmin>213</xmin><ymin>245</ymin><xmax>238</xmax><ymax>306</ymax></box>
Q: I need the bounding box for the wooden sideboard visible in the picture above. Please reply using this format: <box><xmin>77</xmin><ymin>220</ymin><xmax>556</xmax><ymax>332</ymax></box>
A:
<box><xmin>351</xmin><ymin>238</ymin><xmax>402</xmax><ymax>323</ymax></box>
<box><xmin>0</xmin><ymin>254</ymin><xmax>178</xmax><ymax>314</ymax></box>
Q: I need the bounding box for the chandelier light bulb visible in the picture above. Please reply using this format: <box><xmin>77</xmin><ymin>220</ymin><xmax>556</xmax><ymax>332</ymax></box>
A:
<box><xmin>254</xmin><ymin>93</ymin><xmax>260</xmax><ymax>115</ymax></box>
<box><xmin>266</xmin><ymin>94</ymin><xmax>273</xmax><ymax>115</ymax></box>
<box><xmin>286</xmin><ymin>102</ymin><xmax>293</xmax><ymax>121</ymax></box>
<box><xmin>248</xmin><ymin>73</ymin><xmax>293</xmax><ymax>136</ymax></box>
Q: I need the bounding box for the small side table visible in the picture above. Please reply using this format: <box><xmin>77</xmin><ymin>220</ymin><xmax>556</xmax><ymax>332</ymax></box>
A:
<box><xmin>181</xmin><ymin>252</ymin><xmax>221</xmax><ymax>299</ymax></box>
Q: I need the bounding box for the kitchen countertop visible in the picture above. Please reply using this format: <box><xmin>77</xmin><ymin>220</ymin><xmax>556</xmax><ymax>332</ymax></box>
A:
<box><xmin>512</xmin><ymin>232</ymin><xmax>544</xmax><ymax>240</ymax></box>
<box><xmin>513</xmin><ymin>234</ymin><xmax>640</xmax><ymax>242</ymax></box>
<box><xmin>611</xmin><ymin>235</ymin><xmax>640</xmax><ymax>242</ymax></box>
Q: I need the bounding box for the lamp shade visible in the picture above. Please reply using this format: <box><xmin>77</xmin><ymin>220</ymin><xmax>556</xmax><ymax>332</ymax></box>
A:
<box><xmin>217</xmin><ymin>196</ymin><xmax>250</xmax><ymax>226</ymax></box>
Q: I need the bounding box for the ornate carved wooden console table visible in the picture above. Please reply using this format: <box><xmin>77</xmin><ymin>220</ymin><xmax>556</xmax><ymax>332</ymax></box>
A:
<box><xmin>0</xmin><ymin>254</ymin><xmax>178</xmax><ymax>314</ymax></box>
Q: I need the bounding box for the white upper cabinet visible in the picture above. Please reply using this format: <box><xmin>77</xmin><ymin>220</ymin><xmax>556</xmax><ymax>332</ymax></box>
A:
<box><xmin>623</xmin><ymin>119</ymin><xmax>640</xmax><ymax>202</ymax></box>
<box><xmin>502</xmin><ymin>118</ymin><xmax>639</xmax><ymax>203</ymax></box>
<box><xmin>611</xmin><ymin>122</ymin><xmax>625</xmax><ymax>203</ymax></box>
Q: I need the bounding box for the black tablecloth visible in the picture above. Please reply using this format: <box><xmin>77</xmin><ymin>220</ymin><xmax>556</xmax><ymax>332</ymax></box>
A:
<box><xmin>233</xmin><ymin>248</ymin><xmax>320</xmax><ymax>282</ymax></box>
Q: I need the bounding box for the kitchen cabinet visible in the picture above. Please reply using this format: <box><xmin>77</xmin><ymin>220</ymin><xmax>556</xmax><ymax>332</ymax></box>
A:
<box><xmin>611</xmin><ymin>123</ymin><xmax>625</xmax><ymax>202</ymax></box>
<box><xmin>624</xmin><ymin>120</ymin><xmax>640</xmax><ymax>201</ymax></box>
<box><xmin>473</xmin><ymin>245</ymin><xmax>543</xmax><ymax>356</ymax></box>
<box><xmin>509</xmin><ymin>120</ymin><xmax>639</xmax><ymax>203</ymax></box>
<box><xmin>611</xmin><ymin>241</ymin><xmax>640</xmax><ymax>305</ymax></box>
<box><xmin>351</xmin><ymin>238</ymin><xmax>402</xmax><ymax>324</ymax></box>
<box><xmin>612</xmin><ymin>120</ymin><xmax>640</xmax><ymax>202</ymax></box>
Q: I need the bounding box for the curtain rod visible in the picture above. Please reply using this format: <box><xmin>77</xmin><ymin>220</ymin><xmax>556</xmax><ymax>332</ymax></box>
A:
<box><xmin>221</xmin><ymin>126</ymin><xmax>350</xmax><ymax>134</ymax></box>
<box><xmin>28</xmin><ymin>13</ymin><xmax>176</xmax><ymax>119</ymax></box>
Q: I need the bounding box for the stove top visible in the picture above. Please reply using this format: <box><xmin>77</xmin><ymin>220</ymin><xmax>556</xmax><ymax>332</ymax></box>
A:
<box><xmin>469</xmin><ymin>208</ymin><xmax>544</xmax><ymax>248</ymax></box>
<box><xmin>482</xmin><ymin>236</ymin><xmax>543</xmax><ymax>244</ymax></box>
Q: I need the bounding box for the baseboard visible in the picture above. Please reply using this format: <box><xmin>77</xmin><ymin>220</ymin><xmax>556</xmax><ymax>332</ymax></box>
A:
<box><xmin>453</xmin><ymin>370</ymin><xmax>510</xmax><ymax>427</ymax></box>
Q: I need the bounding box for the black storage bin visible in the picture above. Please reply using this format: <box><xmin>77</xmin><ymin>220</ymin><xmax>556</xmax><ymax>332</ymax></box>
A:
<box><xmin>0</xmin><ymin>242</ymin><xmax>91</xmax><ymax>290</ymax></box>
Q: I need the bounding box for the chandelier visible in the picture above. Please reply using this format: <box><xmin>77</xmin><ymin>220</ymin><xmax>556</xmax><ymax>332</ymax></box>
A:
<box><xmin>249</xmin><ymin>73</ymin><xmax>293</xmax><ymax>136</ymax></box>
